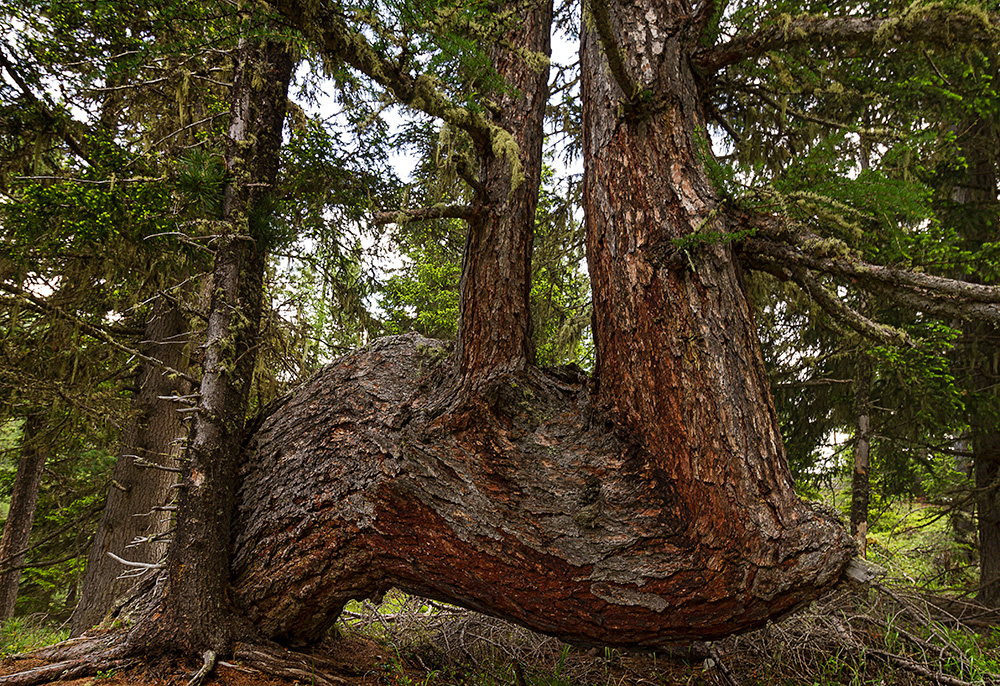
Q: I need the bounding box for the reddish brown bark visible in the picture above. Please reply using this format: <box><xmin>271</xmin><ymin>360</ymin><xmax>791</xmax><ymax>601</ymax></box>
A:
<box><xmin>580</xmin><ymin>0</ymin><xmax>854</xmax><ymax>625</ymax></box>
<box><xmin>72</xmin><ymin>296</ymin><xmax>191</xmax><ymax>635</ymax></box>
<box><xmin>454</xmin><ymin>0</ymin><xmax>552</xmax><ymax>383</ymax></box>
<box><xmin>229</xmin><ymin>334</ymin><xmax>853</xmax><ymax>648</ymax></box>
<box><xmin>222</xmin><ymin>0</ymin><xmax>856</xmax><ymax>650</ymax></box>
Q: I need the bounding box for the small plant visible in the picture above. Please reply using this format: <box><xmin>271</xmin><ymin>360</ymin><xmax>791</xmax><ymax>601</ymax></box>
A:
<box><xmin>554</xmin><ymin>645</ymin><xmax>570</xmax><ymax>677</ymax></box>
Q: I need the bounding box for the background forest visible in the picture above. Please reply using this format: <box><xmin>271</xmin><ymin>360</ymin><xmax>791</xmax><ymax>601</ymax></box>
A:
<box><xmin>0</xmin><ymin>0</ymin><xmax>998</xmax><ymax>683</ymax></box>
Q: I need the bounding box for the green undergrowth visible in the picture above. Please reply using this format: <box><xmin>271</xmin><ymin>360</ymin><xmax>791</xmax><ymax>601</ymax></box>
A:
<box><xmin>0</xmin><ymin>615</ymin><xmax>68</xmax><ymax>657</ymax></box>
<box><xmin>865</xmin><ymin>499</ymin><xmax>978</xmax><ymax>591</ymax></box>
<box><xmin>813</xmin><ymin>486</ymin><xmax>979</xmax><ymax>592</ymax></box>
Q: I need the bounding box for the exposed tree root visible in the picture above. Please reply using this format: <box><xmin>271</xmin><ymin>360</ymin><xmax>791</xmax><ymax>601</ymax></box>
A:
<box><xmin>234</xmin><ymin>644</ymin><xmax>352</xmax><ymax>685</ymax></box>
<box><xmin>185</xmin><ymin>650</ymin><xmax>216</xmax><ymax>686</ymax></box>
<box><xmin>0</xmin><ymin>634</ymin><xmax>353</xmax><ymax>686</ymax></box>
<box><xmin>0</xmin><ymin>658</ymin><xmax>135</xmax><ymax>686</ymax></box>
<box><xmin>0</xmin><ymin>636</ymin><xmax>130</xmax><ymax>686</ymax></box>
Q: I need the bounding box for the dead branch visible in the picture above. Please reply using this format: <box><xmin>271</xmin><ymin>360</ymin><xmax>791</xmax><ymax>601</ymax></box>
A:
<box><xmin>694</xmin><ymin>6</ymin><xmax>999</xmax><ymax>74</ymax></box>
<box><xmin>370</xmin><ymin>204</ymin><xmax>475</xmax><ymax>226</ymax></box>
<box><xmin>0</xmin><ymin>282</ymin><xmax>198</xmax><ymax>385</ymax></box>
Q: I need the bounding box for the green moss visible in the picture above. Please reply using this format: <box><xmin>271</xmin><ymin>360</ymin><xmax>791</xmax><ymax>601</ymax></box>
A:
<box><xmin>415</xmin><ymin>338</ymin><xmax>450</xmax><ymax>366</ymax></box>
<box><xmin>490</xmin><ymin>128</ymin><xmax>524</xmax><ymax>192</ymax></box>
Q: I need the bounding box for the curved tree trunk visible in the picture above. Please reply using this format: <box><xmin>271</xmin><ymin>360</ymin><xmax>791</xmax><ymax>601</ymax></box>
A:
<box><xmin>229</xmin><ymin>333</ymin><xmax>853</xmax><ymax>647</ymax></box>
<box><xmin>0</xmin><ymin>413</ymin><xmax>50</xmax><ymax>621</ymax></box>
<box><xmin>31</xmin><ymin>1</ymin><xmax>857</xmax><ymax>669</ymax></box>
<box><xmin>72</xmin><ymin>296</ymin><xmax>191</xmax><ymax>636</ymax></box>
<box><xmin>579</xmin><ymin>0</ymin><xmax>855</xmax><ymax>621</ymax></box>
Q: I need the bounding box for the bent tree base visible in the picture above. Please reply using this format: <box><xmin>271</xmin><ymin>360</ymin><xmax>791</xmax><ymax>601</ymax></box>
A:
<box><xmin>229</xmin><ymin>334</ymin><xmax>855</xmax><ymax>647</ymax></box>
<box><xmin>0</xmin><ymin>334</ymin><xmax>854</xmax><ymax>685</ymax></box>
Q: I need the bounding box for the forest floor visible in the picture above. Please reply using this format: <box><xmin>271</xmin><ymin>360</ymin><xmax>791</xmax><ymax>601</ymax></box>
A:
<box><xmin>2</xmin><ymin>584</ymin><xmax>999</xmax><ymax>686</ymax></box>
<box><xmin>3</xmin><ymin>499</ymin><xmax>1000</xmax><ymax>685</ymax></box>
<box><xmin>0</xmin><ymin>630</ymin><xmax>730</xmax><ymax>686</ymax></box>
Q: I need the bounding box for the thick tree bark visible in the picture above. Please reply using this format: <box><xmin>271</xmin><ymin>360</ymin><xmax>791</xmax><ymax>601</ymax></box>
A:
<box><xmin>16</xmin><ymin>0</ymin><xmax>859</xmax><ymax>669</ymax></box>
<box><xmin>580</xmin><ymin>0</ymin><xmax>854</xmax><ymax>620</ymax></box>
<box><xmin>851</xmin><ymin>354</ymin><xmax>872</xmax><ymax>557</ymax></box>
<box><xmin>455</xmin><ymin>0</ymin><xmax>552</xmax><ymax>383</ymax></box>
<box><xmin>72</xmin><ymin>296</ymin><xmax>191</xmax><ymax>636</ymax></box>
<box><xmin>119</xmin><ymin>37</ymin><xmax>294</xmax><ymax>654</ymax></box>
<box><xmin>229</xmin><ymin>333</ymin><xmax>853</xmax><ymax>648</ymax></box>
<box><xmin>223</xmin><ymin>0</ymin><xmax>856</xmax><ymax>649</ymax></box>
<box><xmin>0</xmin><ymin>413</ymin><xmax>49</xmax><ymax>621</ymax></box>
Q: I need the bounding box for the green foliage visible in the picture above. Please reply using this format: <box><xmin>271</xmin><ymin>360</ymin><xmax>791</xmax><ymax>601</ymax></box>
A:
<box><xmin>862</xmin><ymin>501</ymin><xmax>963</xmax><ymax>585</ymax></box>
<box><xmin>382</xmin><ymin>241</ymin><xmax>463</xmax><ymax>340</ymax></box>
<box><xmin>530</xmin><ymin>167</ymin><xmax>591</xmax><ymax>368</ymax></box>
<box><xmin>176</xmin><ymin>149</ymin><xmax>226</xmax><ymax>217</ymax></box>
<box><xmin>717</xmin><ymin>1</ymin><xmax>1000</xmax><ymax>545</ymax></box>
<box><xmin>0</xmin><ymin>616</ymin><xmax>67</xmax><ymax>656</ymax></box>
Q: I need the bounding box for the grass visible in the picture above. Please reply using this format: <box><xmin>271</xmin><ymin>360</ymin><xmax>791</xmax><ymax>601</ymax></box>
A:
<box><xmin>0</xmin><ymin>615</ymin><xmax>68</xmax><ymax>657</ymax></box>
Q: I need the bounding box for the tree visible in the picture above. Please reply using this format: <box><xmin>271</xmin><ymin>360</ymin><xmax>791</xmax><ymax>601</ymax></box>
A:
<box><xmin>0</xmin><ymin>0</ymin><xmax>236</xmax><ymax>627</ymax></box>
<box><xmin>0</xmin><ymin>412</ymin><xmax>50</xmax><ymax>620</ymax></box>
<box><xmin>72</xmin><ymin>295</ymin><xmax>192</xmax><ymax>635</ymax></box>
<box><xmin>946</xmin><ymin>115</ymin><xmax>1000</xmax><ymax>603</ymax></box>
<box><xmin>118</xmin><ymin>33</ymin><xmax>295</xmax><ymax>654</ymax></box>
<box><xmin>718</xmin><ymin>0</ymin><xmax>1000</xmax><ymax>595</ymax></box>
<box><xmin>225</xmin><ymin>0</ymin><xmax>863</xmax><ymax>647</ymax></box>
<box><xmin>5</xmin><ymin>1</ymin><xmax>1000</xmax><ymax>684</ymax></box>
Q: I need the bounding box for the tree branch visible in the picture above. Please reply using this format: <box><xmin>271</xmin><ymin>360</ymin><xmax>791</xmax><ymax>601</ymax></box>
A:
<box><xmin>370</xmin><ymin>204</ymin><xmax>475</xmax><ymax>226</ymax></box>
<box><xmin>741</xmin><ymin>238</ymin><xmax>1000</xmax><ymax>330</ymax></box>
<box><xmin>753</xmin><ymin>257</ymin><xmax>915</xmax><ymax>347</ymax></box>
<box><xmin>0</xmin><ymin>282</ymin><xmax>199</xmax><ymax>385</ymax></box>
<box><xmin>746</xmin><ymin>235</ymin><xmax>1000</xmax><ymax>303</ymax></box>
<box><xmin>0</xmin><ymin>501</ymin><xmax>104</xmax><ymax>573</ymax></box>
<box><xmin>269</xmin><ymin>0</ymin><xmax>518</xmax><ymax>178</ymax></box>
<box><xmin>0</xmin><ymin>48</ymin><xmax>97</xmax><ymax>165</ymax></box>
<box><xmin>688</xmin><ymin>0</ymin><xmax>718</xmax><ymax>44</ymax></box>
<box><xmin>741</xmin><ymin>235</ymin><xmax>1000</xmax><ymax>325</ymax></box>
<box><xmin>585</xmin><ymin>0</ymin><xmax>638</xmax><ymax>98</ymax></box>
<box><xmin>694</xmin><ymin>6</ymin><xmax>1000</xmax><ymax>74</ymax></box>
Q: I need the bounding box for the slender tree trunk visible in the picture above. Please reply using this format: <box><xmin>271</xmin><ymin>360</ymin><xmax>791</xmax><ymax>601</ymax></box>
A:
<box><xmin>974</xmin><ymin>392</ymin><xmax>1000</xmax><ymax>603</ymax></box>
<box><xmin>0</xmin><ymin>413</ymin><xmax>50</xmax><ymax>621</ymax></box>
<box><xmin>851</xmin><ymin>354</ymin><xmax>872</xmax><ymax>557</ymax></box>
<box><xmin>946</xmin><ymin>115</ymin><xmax>1000</xmax><ymax>605</ymax></box>
<box><xmin>962</xmin><ymin>201</ymin><xmax>1000</xmax><ymax>604</ymax></box>
<box><xmin>454</xmin><ymin>0</ymin><xmax>552</xmax><ymax>385</ymax></box>
<box><xmin>122</xmin><ymin>36</ymin><xmax>294</xmax><ymax>654</ymax></box>
<box><xmin>72</xmin><ymin>296</ymin><xmax>191</xmax><ymax>636</ymax></box>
